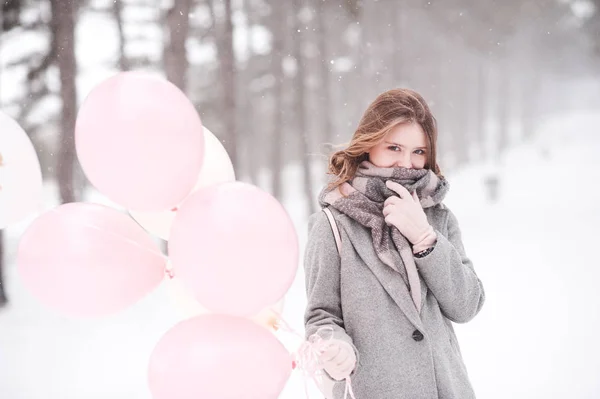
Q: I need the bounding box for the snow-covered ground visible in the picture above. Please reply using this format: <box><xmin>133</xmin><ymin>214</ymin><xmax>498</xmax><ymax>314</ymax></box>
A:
<box><xmin>1</xmin><ymin>111</ymin><xmax>600</xmax><ymax>398</ymax></box>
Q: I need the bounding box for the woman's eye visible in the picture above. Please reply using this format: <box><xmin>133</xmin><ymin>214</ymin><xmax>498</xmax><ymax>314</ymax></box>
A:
<box><xmin>388</xmin><ymin>146</ymin><xmax>400</xmax><ymax>152</ymax></box>
<box><xmin>414</xmin><ymin>149</ymin><xmax>426</xmax><ymax>155</ymax></box>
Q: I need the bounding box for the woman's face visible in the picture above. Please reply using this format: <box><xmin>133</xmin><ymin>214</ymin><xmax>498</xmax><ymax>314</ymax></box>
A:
<box><xmin>367</xmin><ymin>122</ymin><xmax>428</xmax><ymax>169</ymax></box>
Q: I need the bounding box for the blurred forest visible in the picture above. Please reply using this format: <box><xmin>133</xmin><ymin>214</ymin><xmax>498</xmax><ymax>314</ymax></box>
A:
<box><xmin>1</xmin><ymin>0</ymin><xmax>599</xmax><ymax>303</ymax></box>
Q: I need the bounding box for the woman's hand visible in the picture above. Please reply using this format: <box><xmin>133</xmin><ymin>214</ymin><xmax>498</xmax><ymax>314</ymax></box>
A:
<box><xmin>319</xmin><ymin>339</ymin><xmax>357</xmax><ymax>381</ymax></box>
<box><xmin>383</xmin><ymin>181</ymin><xmax>437</xmax><ymax>253</ymax></box>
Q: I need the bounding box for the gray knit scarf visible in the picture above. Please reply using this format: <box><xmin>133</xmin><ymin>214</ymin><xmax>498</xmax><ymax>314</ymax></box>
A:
<box><xmin>319</xmin><ymin>161</ymin><xmax>449</xmax><ymax>311</ymax></box>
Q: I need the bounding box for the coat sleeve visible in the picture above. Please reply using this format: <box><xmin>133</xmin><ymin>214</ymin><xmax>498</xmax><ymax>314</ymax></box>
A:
<box><xmin>304</xmin><ymin>211</ymin><xmax>359</xmax><ymax>370</ymax></box>
<box><xmin>415</xmin><ymin>207</ymin><xmax>485</xmax><ymax>323</ymax></box>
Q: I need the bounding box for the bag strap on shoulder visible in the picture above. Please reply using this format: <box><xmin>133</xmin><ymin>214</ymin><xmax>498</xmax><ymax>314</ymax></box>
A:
<box><xmin>322</xmin><ymin>207</ymin><xmax>342</xmax><ymax>255</ymax></box>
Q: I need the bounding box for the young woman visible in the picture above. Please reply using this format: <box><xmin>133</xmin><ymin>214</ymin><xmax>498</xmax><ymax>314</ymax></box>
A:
<box><xmin>304</xmin><ymin>88</ymin><xmax>485</xmax><ymax>398</ymax></box>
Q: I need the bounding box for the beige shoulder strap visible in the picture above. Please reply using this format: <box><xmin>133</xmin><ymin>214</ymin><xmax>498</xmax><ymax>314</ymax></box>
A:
<box><xmin>322</xmin><ymin>208</ymin><xmax>342</xmax><ymax>254</ymax></box>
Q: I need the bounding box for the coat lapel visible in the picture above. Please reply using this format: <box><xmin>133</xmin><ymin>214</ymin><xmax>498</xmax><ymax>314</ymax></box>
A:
<box><xmin>339</xmin><ymin>216</ymin><xmax>425</xmax><ymax>331</ymax></box>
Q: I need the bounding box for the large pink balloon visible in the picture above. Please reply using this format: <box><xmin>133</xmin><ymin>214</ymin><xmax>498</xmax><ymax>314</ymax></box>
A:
<box><xmin>148</xmin><ymin>314</ymin><xmax>292</xmax><ymax>399</ymax></box>
<box><xmin>0</xmin><ymin>111</ymin><xmax>43</xmax><ymax>229</ymax></box>
<box><xmin>17</xmin><ymin>202</ymin><xmax>166</xmax><ymax>317</ymax></box>
<box><xmin>75</xmin><ymin>71</ymin><xmax>204</xmax><ymax>211</ymax></box>
<box><xmin>168</xmin><ymin>182</ymin><xmax>298</xmax><ymax>316</ymax></box>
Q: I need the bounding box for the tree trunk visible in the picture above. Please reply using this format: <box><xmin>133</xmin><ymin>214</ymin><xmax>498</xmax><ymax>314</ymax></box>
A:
<box><xmin>475</xmin><ymin>55</ymin><xmax>488</xmax><ymax>162</ymax></box>
<box><xmin>453</xmin><ymin>52</ymin><xmax>471</xmax><ymax>168</ymax></box>
<box><xmin>240</xmin><ymin>0</ymin><xmax>258</xmax><ymax>184</ymax></box>
<box><xmin>51</xmin><ymin>0</ymin><xmax>77</xmax><ymax>204</ymax></box>
<box><xmin>164</xmin><ymin>0</ymin><xmax>192</xmax><ymax>90</ymax></box>
<box><xmin>465</xmin><ymin>50</ymin><xmax>480</xmax><ymax>164</ymax></box>
<box><xmin>591</xmin><ymin>0</ymin><xmax>600</xmax><ymax>55</ymax></box>
<box><xmin>392</xmin><ymin>1</ymin><xmax>406</xmax><ymax>85</ymax></box>
<box><xmin>0</xmin><ymin>6</ymin><xmax>5</xmax><ymax>307</ymax></box>
<box><xmin>212</xmin><ymin>0</ymin><xmax>238</xmax><ymax>172</ymax></box>
<box><xmin>113</xmin><ymin>0</ymin><xmax>129</xmax><ymax>71</ymax></box>
<box><xmin>314</xmin><ymin>0</ymin><xmax>333</xmax><ymax>147</ymax></box>
<box><xmin>520</xmin><ymin>32</ymin><xmax>541</xmax><ymax>141</ymax></box>
<box><xmin>292</xmin><ymin>0</ymin><xmax>316</xmax><ymax>216</ymax></box>
<box><xmin>435</xmin><ymin>37</ymin><xmax>453</xmax><ymax>169</ymax></box>
<box><xmin>496</xmin><ymin>55</ymin><xmax>511</xmax><ymax>158</ymax></box>
<box><xmin>350</xmin><ymin>2</ymin><xmax>368</xmax><ymax>130</ymax></box>
<box><xmin>2</xmin><ymin>0</ymin><xmax>20</xmax><ymax>31</ymax></box>
<box><xmin>270</xmin><ymin>0</ymin><xmax>285</xmax><ymax>199</ymax></box>
<box><xmin>521</xmin><ymin>70</ymin><xmax>541</xmax><ymax>141</ymax></box>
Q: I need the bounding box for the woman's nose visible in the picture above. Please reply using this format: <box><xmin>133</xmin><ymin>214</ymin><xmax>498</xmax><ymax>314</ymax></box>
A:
<box><xmin>394</xmin><ymin>154</ymin><xmax>412</xmax><ymax>169</ymax></box>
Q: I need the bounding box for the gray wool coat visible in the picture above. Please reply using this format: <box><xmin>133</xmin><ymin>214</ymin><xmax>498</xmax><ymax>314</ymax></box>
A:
<box><xmin>304</xmin><ymin>204</ymin><xmax>485</xmax><ymax>399</ymax></box>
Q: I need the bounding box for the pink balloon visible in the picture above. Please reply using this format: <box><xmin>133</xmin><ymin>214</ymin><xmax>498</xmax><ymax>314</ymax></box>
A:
<box><xmin>168</xmin><ymin>182</ymin><xmax>298</xmax><ymax>316</ymax></box>
<box><xmin>148</xmin><ymin>314</ymin><xmax>292</xmax><ymax>399</ymax></box>
<box><xmin>75</xmin><ymin>71</ymin><xmax>204</xmax><ymax>211</ymax></box>
<box><xmin>17</xmin><ymin>202</ymin><xmax>166</xmax><ymax>317</ymax></box>
<box><xmin>0</xmin><ymin>111</ymin><xmax>43</xmax><ymax>229</ymax></box>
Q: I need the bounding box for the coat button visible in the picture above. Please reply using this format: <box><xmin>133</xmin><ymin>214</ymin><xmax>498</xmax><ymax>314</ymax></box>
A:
<box><xmin>412</xmin><ymin>330</ymin><xmax>424</xmax><ymax>342</ymax></box>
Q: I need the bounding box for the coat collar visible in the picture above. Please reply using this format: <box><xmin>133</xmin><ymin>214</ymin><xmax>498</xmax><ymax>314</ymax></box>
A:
<box><xmin>336</xmin><ymin>213</ymin><xmax>426</xmax><ymax>331</ymax></box>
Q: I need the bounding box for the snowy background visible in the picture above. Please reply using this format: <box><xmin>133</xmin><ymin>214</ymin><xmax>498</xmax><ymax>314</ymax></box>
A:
<box><xmin>2</xmin><ymin>0</ymin><xmax>600</xmax><ymax>398</ymax></box>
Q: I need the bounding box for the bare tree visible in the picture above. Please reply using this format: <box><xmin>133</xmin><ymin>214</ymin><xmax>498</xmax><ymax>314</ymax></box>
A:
<box><xmin>239</xmin><ymin>0</ymin><xmax>259</xmax><ymax>184</ymax></box>
<box><xmin>113</xmin><ymin>0</ymin><xmax>129</xmax><ymax>71</ymax></box>
<box><xmin>2</xmin><ymin>0</ymin><xmax>21</xmax><ymax>31</ymax></box>
<box><xmin>314</xmin><ymin>0</ymin><xmax>333</xmax><ymax>147</ymax></box>
<box><xmin>463</xmin><ymin>50</ymin><xmax>480</xmax><ymax>163</ymax></box>
<box><xmin>475</xmin><ymin>55</ymin><xmax>489</xmax><ymax>157</ymax></box>
<box><xmin>446</xmin><ymin>44</ymin><xmax>471</xmax><ymax>168</ymax></box>
<box><xmin>164</xmin><ymin>0</ymin><xmax>192</xmax><ymax>90</ymax></box>
<box><xmin>392</xmin><ymin>1</ymin><xmax>408</xmax><ymax>85</ymax></box>
<box><xmin>0</xmin><ymin>1</ymin><xmax>6</xmax><ymax>308</ymax></box>
<box><xmin>51</xmin><ymin>0</ymin><xmax>78</xmax><ymax>204</ymax></box>
<box><xmin>210</xmin><ymin>0</ymin><xmax>238</xmax><ymax>171</ymax></box>
<box><xmin>589</xmin><ymin>0</ymin><xmax>600</xmax><ymax>54</ymax></box>
<box><xmin>292</xmin><ymin>0</ymin><xmax>316</xmax><ymax>215</ymax></box>
<box><xmin>269</xmin><ymin>0</ymin><xmax>285</xmax><ymax>199</ymax></box>
<box><xmin>496</xmin><ymin>55</ymin><xmax>511</xmax><ymax>158</ymax></box>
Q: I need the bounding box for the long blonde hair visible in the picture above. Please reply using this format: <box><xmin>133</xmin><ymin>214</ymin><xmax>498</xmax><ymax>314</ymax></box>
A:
<box><xmin>328</xmin><ymin>88</ymin><xmax>441</xmax><ymax>189</ymax></box>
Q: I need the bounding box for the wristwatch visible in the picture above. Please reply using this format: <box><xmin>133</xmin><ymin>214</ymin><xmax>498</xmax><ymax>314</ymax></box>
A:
<box><xmin>414</xmin><ymin>245</ymin><xmax>435</xmax><ymax>258</ymax></box>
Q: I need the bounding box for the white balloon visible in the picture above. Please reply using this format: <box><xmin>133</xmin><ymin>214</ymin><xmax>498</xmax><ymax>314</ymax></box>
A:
<box><xmin>0</xmin><ymin>111</ymin><xmax>43</xmax><ymax>229</ymax></box>
<box><xmin>129</xmin><ymin>126</ymin><xmax>235</xmax><ymax>240</ymax></box>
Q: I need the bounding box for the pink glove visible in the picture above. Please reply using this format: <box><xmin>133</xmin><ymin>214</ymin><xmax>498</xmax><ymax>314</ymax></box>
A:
<box><xmin>319</xmin><ymin>339</ymin><xmax>357</xmax><ymax>381</ymax></box>
<box><xmin>383</xmin><ymin>180</ymin><xmax>437</xmax><ymax>253</ymax></box>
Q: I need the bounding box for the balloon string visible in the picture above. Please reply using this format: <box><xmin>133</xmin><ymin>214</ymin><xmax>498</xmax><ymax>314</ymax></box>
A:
<box><xmin>47</xmin><ymin>208</ymin><xmax>169</xmax><ymax>263</ymax></box>
<box><xmin>275</xmin><ymin>314</ymin><xmax>357</xmax><ymax>399</ymax></box>
<box><xmin>344</xmin><ymin>377</ymin><xmax>356</xmax><ymax>399</ymax></box>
